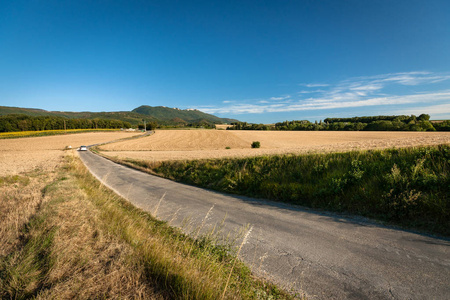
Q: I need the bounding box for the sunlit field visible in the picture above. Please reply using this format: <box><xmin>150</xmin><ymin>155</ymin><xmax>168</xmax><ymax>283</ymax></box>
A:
<box><xmin>0</xmin><ymin>131</ymin><xmax>142</xmax><ymax>176</ymax></box>
<box><xmin>98</xmin><ymin>129</ymin><xmax>450</xmax><ymax>162</ymax></box>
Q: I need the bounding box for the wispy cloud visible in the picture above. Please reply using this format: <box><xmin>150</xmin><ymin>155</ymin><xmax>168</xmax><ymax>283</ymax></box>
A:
<box><xmin>298</xmin><ymin>89</ymin><xmax>326</xmax><ymax>94</ymax></box>
<box><xmin>349</xmin><ymin>84</ymin><xmax>383</xmax><ymax>92</ymax></box>
<box><xmin>201</xmin><ymin>91</ymin><xmax>450</xmax><ymax>115</ymax></box>
<box><xmin>303</xmin><ymin>83</ymin><xmax>329</xmax><ymax>88</ymax></box>
<box><xmin>270</xmin><ymin>95</ymin><xmax>291</xmax><ymax>101</ymax></box>
<box><xmin>344</xmin><ymin>71</ymin><xmax>450</xmax><ymax>86</ymax></box>
<box><xmin>394</xmin><ymin>103</ymin><xmax>450</xmax><ymax>118</ymax></box>
<box><xmin>198</xmin><ymin>71</ymin><xmax>450</xmax><ymax>119</ymax></box>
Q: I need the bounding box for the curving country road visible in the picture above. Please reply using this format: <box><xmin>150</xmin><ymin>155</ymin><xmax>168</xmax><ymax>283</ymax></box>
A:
<box><xmin>79</xmin><ymin>149</ymin><xmax>450</xmax><ymax>299</ymax></box>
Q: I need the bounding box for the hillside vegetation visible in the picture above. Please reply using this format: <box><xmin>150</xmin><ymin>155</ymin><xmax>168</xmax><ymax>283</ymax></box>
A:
<box><xmin>125</xmin><ymin>145</ymin><xmax>450</xmax><ymax>236</ymax></box>
<box><xmin>0</xmin><ymin>105</ymin><xmax>237</xmax><ymax>129</ymax></box>
<box><xmin>133</xmin><ymin>105</ymin><xmax>237</xmax><ymax>124</ymax></box>
<box><xmin>0</xmin><ymin>114</ymin><xmax>132</xmax><ymax>132</ymax></box>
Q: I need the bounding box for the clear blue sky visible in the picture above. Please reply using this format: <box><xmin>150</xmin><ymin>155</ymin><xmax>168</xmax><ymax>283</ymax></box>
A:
<box><xmin>1</xmin><ymin>0</ymin><xmax>449</xmax><ymax>123</ymax></box>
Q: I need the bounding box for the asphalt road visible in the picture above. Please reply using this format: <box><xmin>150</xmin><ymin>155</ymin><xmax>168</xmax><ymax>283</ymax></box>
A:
<box><xmin>79</xmin><ymin>149</ymin><xmax>450</xmax><ymax>299</ymax></box>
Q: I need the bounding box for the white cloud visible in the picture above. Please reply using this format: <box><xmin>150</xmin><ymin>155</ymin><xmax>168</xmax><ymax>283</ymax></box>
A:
<box><xmin>198</xmin><ymin>71</ymin><xmax>450</xmax><ymax>117</ymax></box>
<box><xmin>270</xmin><ymin>95</ymin><xmax>291</xmax><ymax>101</ymax></box>
<box><xmin>359</xmin><ymin>72</ymin><xmax>450</xmax><ymax>86</ymax></box>
<box><xmin>393</xmin><ymin>103</ymin><xmax>450</xmax><ymax>119</ymax></box>
<box><xmin>200</xmin><ymin>91</ymin><xmax>450</xmax><ymax>115</ymax></box>
<box><xmin>303</xmin><ymin>83</ymin><xmax>329</xmax><ymax>88</ymax></box>
<box><xmin>349</xmin><ymin>71</ymin><xmax>431</xmax><ymax>82</ymax></box>
<box><xmin>298</xmin><ymin>89</ymin><xmax>325</xmax><ymax>94</ymax></box>
<box><xmin>349</xmin><ymin>84</ymin><xmax>383</xmax><ymax>91</ymax></box>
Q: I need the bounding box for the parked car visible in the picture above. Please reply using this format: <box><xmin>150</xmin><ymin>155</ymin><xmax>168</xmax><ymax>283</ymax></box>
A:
<box><xmin>79</xmin><ymin>145</ymin><xmax>88</xmax><ymax>151</ymax></box>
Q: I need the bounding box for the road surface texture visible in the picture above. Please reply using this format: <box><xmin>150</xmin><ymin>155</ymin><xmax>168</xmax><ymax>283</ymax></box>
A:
<box><xmin>79</xmin><ymin>149</ymin><xmax>449</xmax><ymax>299</ymax></box>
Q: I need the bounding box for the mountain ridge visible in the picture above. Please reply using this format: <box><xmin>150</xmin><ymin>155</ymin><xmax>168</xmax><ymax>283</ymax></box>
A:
<box><xmin>0</xmin><ymin>105</ymin><xmax>238</xmax><ymax>125</ymax></box>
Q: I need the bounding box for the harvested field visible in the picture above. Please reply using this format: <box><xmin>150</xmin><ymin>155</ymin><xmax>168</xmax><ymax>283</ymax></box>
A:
<box><xmin>215</xmin><ymin>124</ymin><xmax>233</xmax><ymax>130</ymax></box>
<box><xmin>0</xmin><ymin>131</ymin><xmax>142</xmax><ymax>176</ymax></box>
<box><xmin>98</xmin><ymin>130</ymin><xmax>450</xmax><ymax>162</ymax></box>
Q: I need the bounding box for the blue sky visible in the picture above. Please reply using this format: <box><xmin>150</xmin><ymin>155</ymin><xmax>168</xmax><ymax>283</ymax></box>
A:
<box><xmin>1</xmin><ymin>0</ymin><xmax>449</xmax><ymax>123</ymax></box>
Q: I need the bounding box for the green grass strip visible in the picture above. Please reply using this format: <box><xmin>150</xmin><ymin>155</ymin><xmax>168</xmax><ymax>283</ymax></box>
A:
<box><xmin>129</xmin><ymin>145</ymin><xmax>450</xmax><ymax>236</ymax></box>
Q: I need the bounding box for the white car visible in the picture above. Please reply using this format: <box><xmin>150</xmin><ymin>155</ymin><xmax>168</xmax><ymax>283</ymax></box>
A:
<box><xmin>79</xmin><ymin>145</ymin><xmax>88</xmax><ymax>151</ymax></box>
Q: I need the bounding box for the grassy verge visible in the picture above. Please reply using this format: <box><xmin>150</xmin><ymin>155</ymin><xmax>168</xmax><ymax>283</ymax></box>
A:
<box><xmin>120</xmin><ymin>145</ymin><xmax>450</xmax><ymax>236</ymax></box>
<box><xmin>0</xmin><ymin>153</ymin><xmax>294</xmax><ymax>299</ymax></box>
<box><xmin>0</xmin><ymin>129</ymin><xmax>120</xmax><ymax>139</ymax></box>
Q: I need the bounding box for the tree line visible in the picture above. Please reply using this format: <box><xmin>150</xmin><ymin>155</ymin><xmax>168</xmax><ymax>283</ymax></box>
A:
<box><xmin>228</xmin><ymin>114</ymin><xmax>450</xmax><ymax>132</ymax></box>
<box><xmin>154</xmin><ymin>119</ymin><xmax>217</xmax><ymax>129</ymax></box>
<box><xmin>0</xmin><ymin>114</ymin><xmax>132</xmax><ymax>132</ymax></box>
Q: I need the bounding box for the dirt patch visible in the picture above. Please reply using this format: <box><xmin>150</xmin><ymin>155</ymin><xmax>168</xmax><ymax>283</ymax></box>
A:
<box><xmin>99</xmin><ymin>130</ymin><xmax>450</xmax><ymax>162</ymax></box>
<box><xmin>0</xmin><ymin>132</ymin><xmax>142</xmax><ymax>176</ymax></box>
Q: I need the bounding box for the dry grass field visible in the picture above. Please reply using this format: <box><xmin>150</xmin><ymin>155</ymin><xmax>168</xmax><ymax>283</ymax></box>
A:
<box><xmin>98</xmin><ymin>129</ymin><xmax>450</xmax><ymax>162</ymax></box>
<box><xmin>215</xmin><ymin>124</ymin><xmax>233</xmax><ymax>130</ymax></box>
<box><xmin>0</xmin><ymin>131</ymin><xmax>141</xmax><ymax>176</ymax></box>
<box><xmin>0</xmin><ymin>130</ymin><xmax>289</xmax><ymax>299</ymax></box>
<box><xmin>0</xmin><ymin>131</ymin><xmax>155</xmax><ymax>298</ymax></box>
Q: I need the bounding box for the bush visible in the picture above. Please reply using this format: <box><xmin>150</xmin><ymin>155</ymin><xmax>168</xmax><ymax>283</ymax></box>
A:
<box><xmin>251</xmin><ymin>141</ymin><xmax>261</xmax><ymax>148</ymax></box>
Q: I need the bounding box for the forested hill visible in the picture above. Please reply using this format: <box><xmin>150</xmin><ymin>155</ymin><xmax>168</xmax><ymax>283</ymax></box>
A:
<box><xmin>0</xmin><ymin>105</ymin><xmax>237</xmax><ymax>127</ymax></box>
<box><xmin>132</xmin><ymin>105</ymin><xmax>237</xmax><ymax>124</ymax></box>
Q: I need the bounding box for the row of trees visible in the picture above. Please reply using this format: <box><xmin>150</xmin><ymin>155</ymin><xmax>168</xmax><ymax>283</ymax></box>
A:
<box><xmin>0</xmin><ymin>114</ymin><xmax>132</xmax><ymax>132</ymax></box>
<box><xmin>228</xmin><ymin>114</ymin><xmax>449</xmax><ymax>132</ymax></box>
<box><xmin>323</xmin><ymin>114</ymin><xmax>430</xmax><ymax>124</ymax></box>
<box><xmin>137</xmin><ymin>121</ymin><xmax>158</xmax><ymax>131</ymax></box>
<box><xmin>226</xmin><ymin>122</ymin><xmax>272</xmax><ymax>131</ymax></box>
<box><xmin>155</xmin><ymin>119</ymin><xmax>217</xmax><ymax>129</ymax></box>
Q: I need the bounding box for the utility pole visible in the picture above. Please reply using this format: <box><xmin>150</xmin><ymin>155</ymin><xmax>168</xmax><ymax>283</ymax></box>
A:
<box><xmin>64</xmin><ymin>120</ymin><xmax>66</xmax><ymax>133</ymax></box>
<box><xmin>142</xmin><ymin>119</ymin><xmax>146</xmax><ymax>132</ymax></box>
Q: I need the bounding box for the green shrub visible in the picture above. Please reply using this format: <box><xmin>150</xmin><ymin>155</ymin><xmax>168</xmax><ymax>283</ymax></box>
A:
<box><xmin>251</xmin><ymin>141</ymin><xmax>261</xmax><ymax>148</ymax></box>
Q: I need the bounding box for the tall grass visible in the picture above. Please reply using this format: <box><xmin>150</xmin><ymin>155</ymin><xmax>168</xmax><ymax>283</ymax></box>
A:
<box><xmin>0</xmin><ymin>153</ymin><xmax>294</xmax><ymax>299</ymax></box>
<box><xmin>128</xmin><ymin>145</ymin><xmax>450</xmax><ymax>236</ymax></box>
<box><xmin>70</xmin><ymin>156</ymin><xmax>292</xmax><ymax>299</ymax></box>
<box><xmin>0</xmin><ymin>156</ymin><xmax>160</xmax><ymax>299</ymax></box>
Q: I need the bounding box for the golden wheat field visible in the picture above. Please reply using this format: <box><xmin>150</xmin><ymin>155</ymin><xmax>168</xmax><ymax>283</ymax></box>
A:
<box><xmin>0</xmin><ymin>131</ymin><xmax>142</xmax><ymax>176</ymax></box>
<box><xmin>98</xmin><ymin>129</ymin><xmax>450</xmax><ymax>162</ymax></box>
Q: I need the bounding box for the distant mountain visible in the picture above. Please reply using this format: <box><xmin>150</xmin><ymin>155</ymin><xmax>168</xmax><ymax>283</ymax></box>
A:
<box><xmin>0</xmin><ymin>105</ymin><xmax>238</xmax><ymax>126</ymax></box>
<box><xmin>0</xmin><ymin>106</ymin><xmax>63</xmax><ymax>117</ymax></box>
<box><xmin>132</xmin><ymin>105</ymin><xmax>237</xmax><ymax>124</ymax></box>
